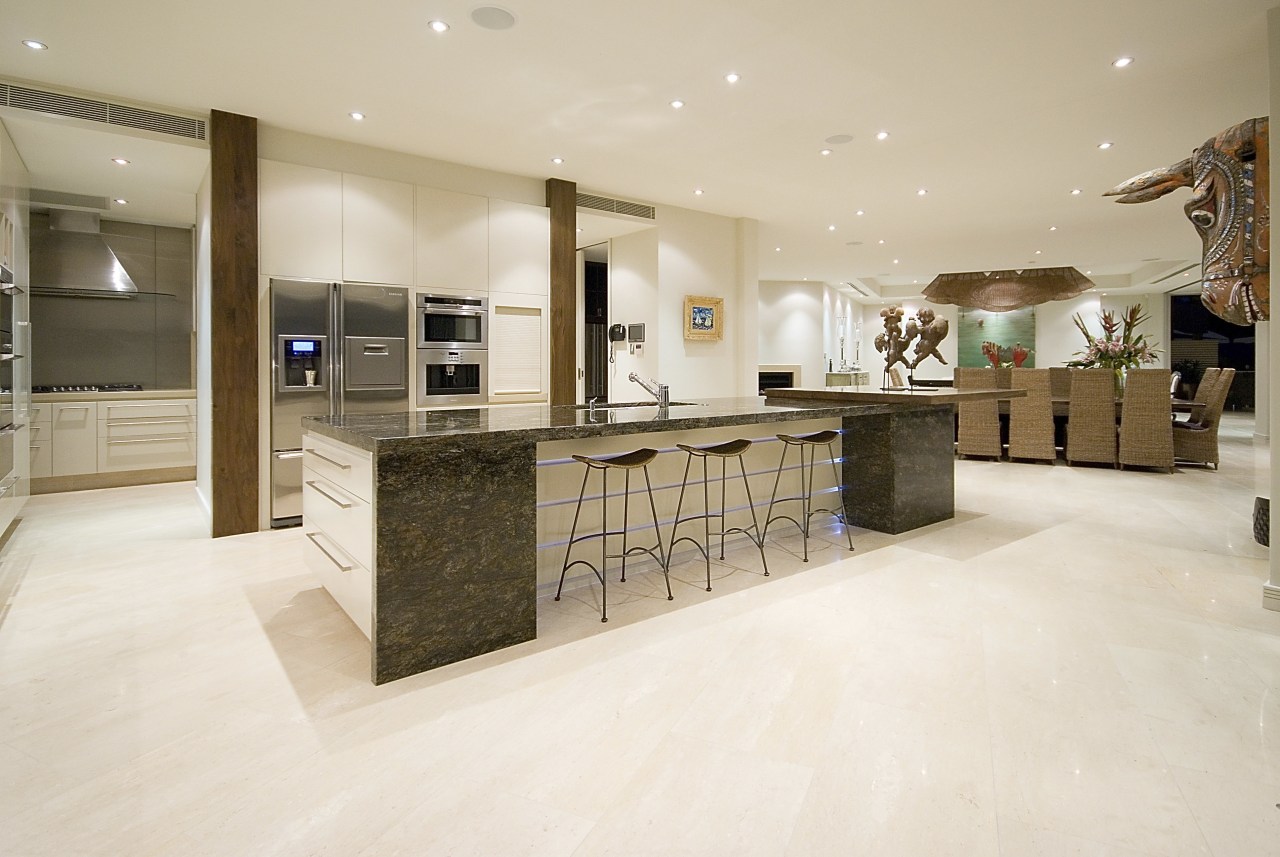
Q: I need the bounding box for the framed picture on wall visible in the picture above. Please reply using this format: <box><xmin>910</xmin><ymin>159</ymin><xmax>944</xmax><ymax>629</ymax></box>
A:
<box><xmin>683</xmin><ymin>294</ymin><xmax>724</xmax><ymax>341</ymax></box>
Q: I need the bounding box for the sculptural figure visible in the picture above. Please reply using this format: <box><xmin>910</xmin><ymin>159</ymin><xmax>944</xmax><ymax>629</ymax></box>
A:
<box><xmin>875</xmin><ymin>305</ymin><xmax>950</xmax><ymax>388</ymax></box>
<box><xmin>1105</xmin><ymin>117</ymin><xmax>1269</xmax><ymax>325</ymax></box>
<box><xmin>874</xmin><ymin>306</ymin><xmax>911</xmax><ymax>373</ymax></box>
<box><xmin>907</xmin><ymin>307</ymin><xmax>949</xmax><ymax>369</ymax></box>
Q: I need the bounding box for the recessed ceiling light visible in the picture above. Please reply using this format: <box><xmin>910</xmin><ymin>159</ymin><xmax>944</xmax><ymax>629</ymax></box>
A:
<box><xmin>725</xmin><ymin>72</ymin><xmax>740</xmax><ymax>84</ymax></box>
<box><xmin>917</xmin><ymin>188</ymin><xmax>928</xmax><ymax>196</ymax></box>
<box><xmin>1098</xmin><ymin>141</ymin><xmax>1113</xmax><ymax>150</ymax></box>
<box><xmin>1101</xmin><ymin>292</ymin><xmax>1107</xmax><ymax>296</ymax></box>
<box><xmin>828</xmin><ymin>224</ymin><xmax>836</xmax><ymax>231</ymax></box>
<box><xmin>1086</xmin><ymin>270</ymin><xmax>1093</xmax><ymax>275</ymax></box>
<box><xmin>855</xmin><ymin>210</ymin><xmax>864</xmax><ymax>216</ymax></box>
<box><xmin>1049</xmin><ymin>226</ymin><xmax>1057</xmax><ymax>231</ymax></box>
<box><xmin>576</xmin><ymin>227</ymin><xmax>582</xmax><ymax>233</ymax></box>
<box><xmin>670</xmin><ymin>99</ymin><xmax>685</xmax><ymax>109</ymax></box>
<box><xmin>913</xmin><ymin>279</ymin><xmax>918</xmax><ymax>284</ymax></box>
<box><xmin>878</xmin><ymin>239</ymin><xmax>885</xmax><ymax>244</ymax></box>
<box><xmin>775</xmin><ymin>247</ymin><xmax>782</xmax><ymax>252</ymax></box>
<box><xmin>349</xmin><ymin>112</ymin><xmax>365</xmax><ymax>121</ymax></box>
<box><xmin>1184</xmin><ymin>271</ymin><xmax>1192</xmax><ymax>276</ymax></box>
<box><xmin>113</xmin><ymin>198</ymin><xmax>127</xmax><ymax>205</ymax></box>
<box><xmin>893</xmin><ymin>259</ymin><xmax>900</xmax><ymax>264</ymax></box>
<box><xmin>428</xmin><ymin>19</ymin><xmax>450</xmax><ymax>32</ymax></box>
<box><xmin>551</xmin><ymin>157</ymin><xmax>564</xmax><ymax>165</ymax></box>
<box><xmin>111</xmin><ymin>158</ymin><xmax>130</xmax><ymax>166</ymax></box>
<box><xmin>22</xmin><ymin>39</ymin><xmax>48</xmax><ymax>50</ymax></box>
<box><xmin>694</xmin><ymin>188</ymin><xmax>704</xmax><ymax>195</ymax></box>
<box><xmin>876</xmin><ymin>131</ymin><xmax>890</xmax><ymax>141</ymax></box>
<box><xmin>471</xmin><ymin>7</ymin><xmax>517</xmax><ymax>30</ymax></box>
<box><xmin>1071</xmin><ymin>188</ymin><xmax>1082</xmax><ymax>195</ymax></box>
<box><xmin>1112</xmin><ymin>56</ymin><xmax>1134</xmax><ymax>68</ymax></box>
<box><xmin>1035</xmin><ymin>249</ymin><xmax>1042</xmax><ymax>254</ymax></box>
<box><xmin>820</xmin><ymin>149</ymin><xmax>832</xmax><ymax>156</ymax></box>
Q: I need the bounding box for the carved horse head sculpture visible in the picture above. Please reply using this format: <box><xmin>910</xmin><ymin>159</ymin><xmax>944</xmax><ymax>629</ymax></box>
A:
<box><xmin>1105</xmin><ymin>117</ymin><xmax>1269</xmax><ymax>325</ymax></box>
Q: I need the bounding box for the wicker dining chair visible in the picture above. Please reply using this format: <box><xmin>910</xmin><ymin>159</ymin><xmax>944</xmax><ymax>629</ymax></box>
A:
<box><xmin>1173</xmin><ymin>368</ymin><xmax>1235</xmax><ymax>469</ymax></box>
<box><xmin>1181</xmin><ymin>367</ymin><xmax>1222</xmax><ymax>425</ymax></box>
<box><xmin>1118</xmin><ymin>369</ymin><xmax>1174</xmax><ymax>472</ymax></box>
<box><xmin>1007</xmin><ymin>368</ymin><xmax>1055</xmax><ymax>463</ymax></box>
<box><xmin>955</xmin><ymin>367</ymin><xmax>1001</xmax><ymax>459</ymax></box>
<box><xmin>1048</xmin><ymin>367</ymin><xmax>1073</xmax><ymax>399</ymax></box>
<box><xmin>1065</xmin><ymin>368</ymin><xmax>1117</xmax><ymax>467</ymax></box>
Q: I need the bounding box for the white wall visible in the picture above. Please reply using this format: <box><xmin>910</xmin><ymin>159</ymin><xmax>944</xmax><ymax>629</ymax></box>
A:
<box><xmin>607</xmin><ymin>228</ymin><xmax>660</xmax><ymax>397</ymax></box>
<box><xmin>759</xmin><ymin>281</ymin><xmax>824</xmax><ymax>387</ymax></box>
<box><xmin>194</xmin><ymin>167</ymin><xmax>212</xmax><ymax>530</ymax></box>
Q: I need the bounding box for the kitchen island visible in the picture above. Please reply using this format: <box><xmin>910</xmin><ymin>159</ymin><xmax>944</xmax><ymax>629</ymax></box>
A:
<box><xmin>302</xmin><ymin>391</ymin><xmax>1012</xmax><ymax>683</ymax></box>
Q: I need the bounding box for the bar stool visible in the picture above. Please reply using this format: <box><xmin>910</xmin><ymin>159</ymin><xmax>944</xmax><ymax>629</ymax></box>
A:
<box><xmin>669</xmin><ymin>439</ymin><xmax>769</xmax><ymax>591</ymax></box>
<box><xmin>764</xmin><ymin>430</ymin><xmax>855</xmax><ymax>562</ymax></box>
<box><xmin>555</xmin><ymin>447</ymin><xmax>671</xmax><ymax>623</ymax></box>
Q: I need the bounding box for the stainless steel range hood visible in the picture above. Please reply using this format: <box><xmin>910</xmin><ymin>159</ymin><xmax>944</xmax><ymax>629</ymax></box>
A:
<box><xmin>30</xmin><ymin>210</ymin><xmax>138</xmax><ymax>298</ymax></box>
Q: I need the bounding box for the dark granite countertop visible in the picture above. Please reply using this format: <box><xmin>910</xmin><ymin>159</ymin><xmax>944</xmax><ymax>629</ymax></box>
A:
<box><xmin>765</xmin><ymin>386</ymin><xmax>1026</xmax><ymax>404</ymax></box>
<box><xmin>301</xmin><ymin>395</ymin><xmax>950</xmax><ymax>453</ymax></box>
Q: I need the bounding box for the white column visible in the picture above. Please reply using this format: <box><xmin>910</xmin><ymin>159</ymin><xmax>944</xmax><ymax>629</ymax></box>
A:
<box><xmin>1258</xmin><ymin>321</ymin><xmax>1270</xmax><ymax>439</ymax></box>
<box><xmin>1266</xmin><ymin>7</ymin><xmax>1280</xmax><ymax>610</ymax></box>
<box><xmin>736</xmin><ymin>217</ymin><xmax>760</xmax><ymax>397</ymax></box>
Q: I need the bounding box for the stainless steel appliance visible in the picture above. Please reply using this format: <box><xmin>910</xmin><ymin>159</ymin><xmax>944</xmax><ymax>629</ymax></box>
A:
<box><xmin>270</xmin><ymin>279</ymin><xmax>408</xmax><ymax>526</ymax></box>
<box><xmin>418</xmin><ymin>348</ymin><xmax>488</xmax><ymax>407</ymax></box>
<box><xmin>0</xmin><ymin>265</ymin><xmax>24</xmax><ymax>483</ymax></box>
<box><xmin>417</xmin><ymin>293</ymin><xmax>486</xmax><ymax>349</ymax></box>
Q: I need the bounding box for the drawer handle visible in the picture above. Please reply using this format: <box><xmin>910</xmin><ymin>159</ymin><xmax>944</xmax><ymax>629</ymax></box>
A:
<box><xmin>106</xmin><ymin>436</ymin><xmax>190</xmax><ymax>445</ymax></box>
<box><xmin>0</xmin><ymin>353</ymin><xmax>23</xmax><ymax>362</ymax></box>
<box><xmin>304</xmin><ymin>448</ymin><xmax>351</xmax><ymax>470</ymax></box>
<box><xmin>106</xmin><ymin>403</ymin><xmax>192</xmax><ymax>409</ymax></box>
<box><xmin>105</xmin><ymin>419</ymin><xmax>191</xmax><ymax>428</ymax></box>
<box><xmin>306</xmin><ymin>480</ymin><xmax>353</xmax><ymax>509</ymax></box>
<box><xmin>0</xmin><ymin>423</ymin><xmax>25</xmax><ymax>437</ymax></box>
<box><xmin>305</xmin><ymin>532</ymin><xmax>353</xmax><ymax>572</ymax></box>
<box><xmin>0</xmin><ymin>475</ymin><xmax>17</xmax><ymax>498</ymax></box>
<box><xmin>58</xmin><ymin>406</ymin><xmax>92</xmax><ymax>411</ymax></box>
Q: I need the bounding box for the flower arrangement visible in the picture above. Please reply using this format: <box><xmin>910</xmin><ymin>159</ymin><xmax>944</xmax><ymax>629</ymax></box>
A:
<box><xmin>1067</xmin><ymin>304</ymin><xmax>1159</xmax><ymax>370</ymax></box>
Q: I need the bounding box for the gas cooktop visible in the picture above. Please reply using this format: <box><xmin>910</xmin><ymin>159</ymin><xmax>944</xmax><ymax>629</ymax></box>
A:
<box><xmin>33</xmin><ymin>384</ymin><xmax>144</xmax><ymax>393</ymax></box>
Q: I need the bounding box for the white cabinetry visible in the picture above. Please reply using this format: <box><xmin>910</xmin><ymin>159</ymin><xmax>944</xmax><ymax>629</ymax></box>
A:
<box><xmin>488</xmin><ymin>291</ymin><xmax>549</xmax><ymax>404</ymax></box>
<box><xmin>28</xmin><ymin>403</ymin><xmax>50</xmax><ymax>479</ymax></box>
<box><xmin>97</xmin><ymin>399</ymin><xmax>196</xmax><ymax>472</ymax></box>
<box><xmin>301</xmin><ymin>432</ymin><xmax>374</xmax><ymax>638</ymax></box>
<box><xmin>259</xmin><ymin>160</ymin><xmax>343</xmax><ymax>280</ymax></box>
<box><xmin>488</xmin><ymin>200</ymin><xmax>550</xmax><ymax>297</ymax></box>
<box><xmin>51</xmin><ymin>402</ymin><xmax>97</xmax><ymax>476</ymax></box>
<box><xmin>343</xmin><ymin>174</ymin><xmax>414</xmax><ymax>286</ymax></box>
<box><xmin>415</xmin><ymin>186</ymin><xmax>488</xmax><ymax>293</ymax></box>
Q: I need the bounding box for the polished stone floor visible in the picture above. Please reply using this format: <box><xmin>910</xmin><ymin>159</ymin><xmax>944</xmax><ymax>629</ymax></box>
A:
<box><xmin>0</xmin><ymin>413</ymin><xmax>1274</xmax><ymax>856</ymax></box>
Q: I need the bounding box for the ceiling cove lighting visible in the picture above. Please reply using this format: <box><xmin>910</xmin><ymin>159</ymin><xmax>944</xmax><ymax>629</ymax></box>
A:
<box><xmin>22</xmin><ymin>39</ymin><xmax>48</xmax><ymax>50</ymax></box>
<box><xmin>111</xmin><ymin>158</ymin><xmax>130</xmax><ymax>166</ymax></box>
<box><xmin>876</xmin><ymin>131</ymin><xmax>890</xmax><ymax>141</ymax></box>
<box><xmin>1112</xmin><ymin>56</ymin><xmax>1134</xmax><ymax>68</ymax></box>
<box><xmin>724</xmin><ymin>72</ymin><xmax>740</xmax><ymax>83</ymax></box>
<box><xmin>428</xmin><ymin>20</ymin><xmax>450</xmax><ymax>32</ymax></box>
<box><xmin>1098</xmin><ymin>141</ymin><xmax>1113</xmax><ymax>150</ymax></box>
<box><xmin>670</xmin><ymin>99</ymin><xmax>685</xmax><ymax>109</ymax></box>
<box><xmin>349</xmin><ymin>112</ymin><xmax>365</xmax><ymax>121</ymax></box>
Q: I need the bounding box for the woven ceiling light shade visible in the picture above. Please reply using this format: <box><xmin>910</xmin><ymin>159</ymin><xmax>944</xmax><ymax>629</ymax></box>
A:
<box><xmin>922</xmin><ymin>266</ymin><xmax>1096</xmax><ymax>312</ymax></box>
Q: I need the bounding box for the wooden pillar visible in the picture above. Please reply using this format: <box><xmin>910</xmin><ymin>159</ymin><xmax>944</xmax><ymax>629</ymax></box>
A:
<box><xmin>209</xmin><ymin>110</ymin><xmax>259</xmax><ymax>537</ymax></box>
<box><xmin>546</xmin><ymin>178</ymin><xmax>577</xmax><ymax>406</ymax></box>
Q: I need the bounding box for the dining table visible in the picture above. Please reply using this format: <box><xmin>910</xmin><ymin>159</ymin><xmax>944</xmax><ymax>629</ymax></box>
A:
<box><xmin>997</xmin><ymin>396</ymin><xmax>1203</xmax><ymax>418</ymax></box>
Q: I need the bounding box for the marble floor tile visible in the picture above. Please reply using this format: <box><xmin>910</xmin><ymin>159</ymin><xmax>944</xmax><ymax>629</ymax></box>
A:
<box><xmin>0</xmin><ymin>413</ymin><xmax>1273</xmax><ymax>856</ymax></box>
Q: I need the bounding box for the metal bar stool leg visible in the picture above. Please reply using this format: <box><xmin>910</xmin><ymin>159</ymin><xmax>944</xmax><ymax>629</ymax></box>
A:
<box><xmin>620</xmin><ymin>469</ymin><xmax>630</xmax><ymax>583</ymax></box>
<box><xmin>599</xmin><ymin>468</ymin><xmax>608</xmax><ymax>622</ymax></box>
<box><xmin>643</xmin><ymin>465</ymin><xmax>673</xmax><ymax>601</ymax></box>
<box><xmin>738</xmin><ymin>453</ymin><xmax>769</xmax><ymax>576</ymax></box>
<box><xmin>555</xmin><ymin>465</ymin><xmax>591</xmax><ymax>602</ymax></box>
<box><xmin>827</xmin><ymin>439</ymin><xmax>855</xmax><ymax>552</ymax></box>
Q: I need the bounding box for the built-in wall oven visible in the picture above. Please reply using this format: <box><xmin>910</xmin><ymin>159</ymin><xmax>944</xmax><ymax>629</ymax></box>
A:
<box><xmin>417</xmin><ymin>294</ymin><xmax>488</xmax><ymax>406</ymax></box>
<box><xmin>0</xmin><ymin>265</ymin><xmax>22</xmax><ymax>483</ymax></box>
<box><xmin>418</xmin><ymin>294</ymin><xmax>486</xmax><ymax>350</ymax></box>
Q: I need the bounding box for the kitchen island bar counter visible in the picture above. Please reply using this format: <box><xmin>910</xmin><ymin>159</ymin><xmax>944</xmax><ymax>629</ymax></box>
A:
<box><xmin>302</xmin><ymin>395</ymin><xmax>962</xmax><ymax>684</ymax></box>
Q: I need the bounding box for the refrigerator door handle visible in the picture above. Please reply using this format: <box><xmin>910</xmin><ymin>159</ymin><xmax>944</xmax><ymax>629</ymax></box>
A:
<box><xmin>275</xmin><ymin>451</ymin><xmax>304</xmax><ymax>460</ymax></box>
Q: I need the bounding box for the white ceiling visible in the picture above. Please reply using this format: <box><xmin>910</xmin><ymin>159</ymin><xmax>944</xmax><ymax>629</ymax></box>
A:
<box><xmin>0</xmin><ymin>0</ymin><xmax>1272</xmax><ymax>298</ymax></box>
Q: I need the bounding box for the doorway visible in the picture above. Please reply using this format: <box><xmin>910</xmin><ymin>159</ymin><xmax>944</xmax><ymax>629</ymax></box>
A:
<box><xmin>582</xmin><ymin>243</ymin><xmax>608</xmax><ymax>401</ymax></box>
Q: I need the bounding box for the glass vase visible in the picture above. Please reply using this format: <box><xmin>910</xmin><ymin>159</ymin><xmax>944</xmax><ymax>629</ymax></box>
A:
<box><xmin>1113</xmin><ymin>367</ymin><xmax>1126</xmax><ymax>398</ymax></box>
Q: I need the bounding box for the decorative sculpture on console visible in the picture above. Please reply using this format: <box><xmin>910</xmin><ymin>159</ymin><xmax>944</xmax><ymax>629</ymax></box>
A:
<box><xmin>875</xmin><ymin>305</ymin><xmax>950</xmax><ymax>388</ymax></box>
<box><xmin>1105</xmin><ymin>117</ymin><xmax>1269</xmax><ymax>325</ymax></box>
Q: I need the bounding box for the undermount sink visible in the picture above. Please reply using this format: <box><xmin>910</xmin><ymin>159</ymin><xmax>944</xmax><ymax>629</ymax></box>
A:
<box><xmin>570</xmin><ymin>401</ymin><xmax>702</xmax><ymax>410</ymax></box>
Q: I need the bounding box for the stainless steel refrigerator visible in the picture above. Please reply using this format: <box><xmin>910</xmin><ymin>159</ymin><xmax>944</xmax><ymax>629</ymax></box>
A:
<box><xmin>270</xmin><ymin>278</ymin><xmax>408</xmax><ymax>525</ymax></box>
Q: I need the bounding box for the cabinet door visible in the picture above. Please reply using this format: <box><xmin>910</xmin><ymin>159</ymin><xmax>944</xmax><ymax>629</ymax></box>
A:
<box><xmin>259</xmin><ymin>160</ymin><xmax>343</xmax><ymax>280</ymax></box>
<box><xmin>488</xmin><ymin>200</ymin><xmax>550</xmax><ymax>296</ymax></box>
<box><xmin>343</xmin><ymin>174</ymin><xmax>414</xmax><ymax>285</ymax></box>
<box><xmin>488</xmin><ymin>291</ymin><xmax>548</xmax><ymax>404</ymax></box>
<box><xmin>415</xmin><ymin>186</ymin><xmax>488</xmax><ymax>292</ymax></box>
<box><xmin>51</xmin><ymin>402</ymin><xmax>98</xmax><ymax>476</ymax></box>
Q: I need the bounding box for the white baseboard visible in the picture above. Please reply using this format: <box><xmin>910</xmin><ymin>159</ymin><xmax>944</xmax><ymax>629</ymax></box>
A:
<box><xmin>1264</xmin><ymin>583</ymin><xmax>1280</xmax><ymax>613</ymax></box>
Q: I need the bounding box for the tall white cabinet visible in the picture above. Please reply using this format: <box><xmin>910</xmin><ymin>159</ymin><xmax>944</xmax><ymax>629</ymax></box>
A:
<box><xmin>258</xmin><ymin>160</ymin><xmax>343</xmax><ymax>281</ymax></box>
<box><xmin>343</xmin><ymin>174</ymin><xmax>414</xmax><ymax>286</ymax></box>
<box><xmin>414</xmin><ymin>187</ymin><xmax>488</xmax><ymax>293</ymax></box>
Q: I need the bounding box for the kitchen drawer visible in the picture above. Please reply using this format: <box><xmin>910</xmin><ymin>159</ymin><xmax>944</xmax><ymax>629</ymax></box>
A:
<box><xmin>97</xmin><ymin>434</ymin><xmax>196</xmax><ymax>472</ymax></box>
<box><xmin>52</xmin><ymin>403</ymin><xmax>98</xmax><ymax>476</ymax></box>
<box><xmin>26</xmin><ymin>404</ymin><xmax>49</xmax><ymax>424</ymax></box>
<box><xmin>302</xmin><ymin>471</ymin><xmax>373</xmax><ymax>570</ymax></box>
<box><xmin>99</xmin><ymin>416</ymin><xmax>195</xmax><ymax>439</ymax></box>
<box><xmin>302</xmin><ymin>527</ymin><xmax>372</xmax><ymax>639</ymax></box>
<box><xmin>29</xmin><ymin>440</ymin><xmax>50</xmax><ymax>479</ymax></box>
<box><xmin>28</xmin><ymin>422</ymin><xmax>50</xmax><ymax>444</ymax></box>
<box><xmin>98</xmin><ymin>399</ymin><xmax>195</xmax><ymax>421</ymax></box>
<box><xmin>301</xmin><ymin>433</ymin><xmax>373</xmax><ymax>503</ymax></box>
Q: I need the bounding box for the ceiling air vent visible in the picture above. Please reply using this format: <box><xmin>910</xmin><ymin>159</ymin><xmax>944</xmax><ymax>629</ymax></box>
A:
<box><xmin>0</xmin><ymin>82</ymin><xmax>207</xmax><ymax>142</ymax></box>
<box><xmin>577</xmin><ymin>192</ymin><xmax>656</xmax><ymax>220</ymax></box>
